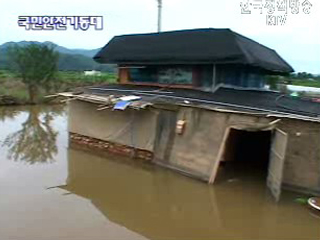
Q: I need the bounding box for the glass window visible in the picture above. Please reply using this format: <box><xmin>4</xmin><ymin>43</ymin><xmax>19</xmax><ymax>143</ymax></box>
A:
<box><xmin>158</xmin><ymin>67</ymin><xmax>192</xmax><ymax>84</ymax></box>
<box><xmin>129</xmin><ymin>67</ymin><xmax>158</xmax><ymax>83</ymax></box>
<box><xmin>128</xmin><ymin>66</ymin><xmax>193</xmax><ymax>85</ymax></box>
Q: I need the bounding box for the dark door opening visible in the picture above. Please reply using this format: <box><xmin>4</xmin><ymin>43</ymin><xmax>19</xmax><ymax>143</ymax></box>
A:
<box><xmin>218</xmin><ymin>129</ymin><xmax>272</xmax><ymax>182</ymax></box>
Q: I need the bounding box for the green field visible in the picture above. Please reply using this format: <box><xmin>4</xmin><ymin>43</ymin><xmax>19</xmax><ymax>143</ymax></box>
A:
<box><xmin>0</xmin><ymin>70</ymin><xmax>117</xmax><ymax>104</ymax></box>
<box><xmin>288</xmin><ymin>79</ymin><xmax>320</xmax><ymax>88</ymax></box>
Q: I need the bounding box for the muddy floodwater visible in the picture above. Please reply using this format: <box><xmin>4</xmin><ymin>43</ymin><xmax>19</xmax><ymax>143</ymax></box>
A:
<box><xmin>0</xmin><ymin>105</ymin><xmax>319</xmax><ymax>240</ymax></box>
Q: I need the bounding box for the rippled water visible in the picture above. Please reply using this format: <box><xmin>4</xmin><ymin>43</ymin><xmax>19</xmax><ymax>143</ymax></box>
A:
<box><xmin>0</xmin><ymin>105</ymin><xmax>319</xmax><ymax>240</ymax></box>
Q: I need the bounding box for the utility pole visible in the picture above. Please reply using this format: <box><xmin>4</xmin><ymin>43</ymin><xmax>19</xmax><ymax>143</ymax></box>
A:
<box><xmin>157</xmin><ymin>0</ymin><xmax>162</xmax><ymax>32</ymax></box>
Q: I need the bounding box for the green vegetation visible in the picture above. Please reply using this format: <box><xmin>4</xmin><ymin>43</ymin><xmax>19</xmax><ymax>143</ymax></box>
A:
<box><xmin>294</xmin><ymin>197</ymin><xmax>309</xmax><ymax>205</ymax></box>
<box><xmin>266</xmin><ymin>73</ymin><xmax>320</xmax><ymax>90</ymax></box>
<box><xmin>8</xmin><ymin>44</ymin><xmax>59</xmax><ymax>103</ymax></box>
<box><xmin>0</xmin><ymin>70</ymin><xmax>117</xmax><ymax>105</ymax></box>
<box><xmin>288</xmin><ymin>79</ymin><xmax>320</xmax><ymax>88</ymax></box>
<box><xmin>0</xmin><ymin>76</ymin><xmax>29</xmax><ymax>102</ymax></box>
<box><xmin>286</xmin><ymin>72</ymin><xmax>320</xmax><ymax>88</ymax></box>
<box><xmin>57</xmin><ymin>71</ymin><xmax>117</xmax><ymax>85</ymax></box>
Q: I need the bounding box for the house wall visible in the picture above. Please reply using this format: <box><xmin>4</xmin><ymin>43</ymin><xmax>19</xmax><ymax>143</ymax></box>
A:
<box><xmin>153</xmin><ymin>107</ymin><xmax>271</xmax><ymax>180</ymax></box>
<box><xmin>278</xmin><ymin>119</ymin><xmax>320</xmax><ymax>194</ymax></box>
<box><xmin>68</xmin><ymin>100</ymin><xmax>158</xmax><ymax>152</ymax></box>
<box><xmin>159</xmin><ymin>109</ymin><xmax>320</xmax><ymax>193</ymax></box>
<box><xmin>68</xmin><ymin>100</ymin><xmax>320</xmax><ymax>194</ymax></box>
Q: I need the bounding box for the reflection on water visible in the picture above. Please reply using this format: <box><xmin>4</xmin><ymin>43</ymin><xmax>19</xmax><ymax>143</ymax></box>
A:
<box><xmin>63</xmin><ymin>146</ymin><xmax>320</xmax><ymax>240</ymax></box>
<box><xmin>0</xmin><ymin>107</ymin><xmax>20</xmax><ymax>121</ymax></box>
<box><xmin>0</xmin><ymin>105</ymin><xmax>319</xmax><ymax>240</ymax></box>
<box><xmin>1</xmin><ymin>105</ymin><xmax>64</xmax><ymax>164</ymax></box>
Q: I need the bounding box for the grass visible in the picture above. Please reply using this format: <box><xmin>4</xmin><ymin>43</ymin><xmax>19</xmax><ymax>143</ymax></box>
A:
<box><xmin>288</xmin><ymin>79</ymin><xmax>320</xmax><ymax>88</ymax></box>
<box><xmin>58</xmin><ymin>71</ymin><xmax>117</xmax><ymax>83</ymax></box>
<box><xmin>0</xmin><ymin>70</ymin><xmax>117</xmax><ymax>104</ymax></box>
<box><xmin>57</xmin><ymin>71</ymin><xmax>117</xmax><ymax>92</ymax></box>
<box><xmin>0</xmin><ymin>74</ymin><xmax>29</xmax><ymax>103</ymax></box>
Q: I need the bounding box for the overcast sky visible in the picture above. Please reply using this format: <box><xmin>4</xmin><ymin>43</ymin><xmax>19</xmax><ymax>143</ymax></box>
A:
<box><xmin>0</xmin><ymin>0</ymin><xmax>319</xmax><ymax>73</ymax></box>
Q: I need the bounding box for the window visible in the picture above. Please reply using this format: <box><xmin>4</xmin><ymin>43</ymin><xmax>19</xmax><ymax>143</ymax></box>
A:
<box><xmin>128</xmin><ymin>66</ymin><xmax>193</xmax><ymax>85</ymax></box>
<box><xmin>158</xmin><ymin>67</ymin><xmax>192</xmax><ymax>84</ymax></box>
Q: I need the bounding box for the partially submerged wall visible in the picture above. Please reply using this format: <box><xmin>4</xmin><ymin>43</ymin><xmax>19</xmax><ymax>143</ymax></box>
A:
<box><xmin>68</xmin><ymin>100</ymin><xmax>320</xmax><ymax>194</ymax></box>
<box><xmin>153</xmin><ymin>107</ymin><xmax>271</xmax><ymax>181</ymax></box>
<box><xmin>278</xmin><ymin>119</ymin><xmax>320</xmax><ymax>194</ymax></box>
<box><xmin>68</xmin><ymin>100</ymin><xmax>158</xmax><ymax>152</ymax></box>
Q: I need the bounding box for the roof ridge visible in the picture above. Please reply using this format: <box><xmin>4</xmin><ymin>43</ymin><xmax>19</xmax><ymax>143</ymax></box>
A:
<box><xmin>232</xmin><ymin>31</ymin><xmax>276</xmax><ymax>52</ymax></box>
<box><xmin>113</xmin><ymin>28</ymin><xmax>232</xmax><ymax>38</ymax></box>
<box><xmin>228</xmin><ymin>30</ymin><xmax>252</xmax><ymax>65</ymax></box>
<box><xmin>232</xmin><ymin>30</ymin><xmax>294</xmax><ymax>72</ymax></box>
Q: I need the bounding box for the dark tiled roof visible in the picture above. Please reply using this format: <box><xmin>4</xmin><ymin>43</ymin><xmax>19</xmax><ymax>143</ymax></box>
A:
<box><xmin>94</xmin><ymin>28</ymin><xmax>293</xmax><ymax>73</ymax></box>
<box><xmin>85</xmin><ymin>84</ymin><xmax>320</xmax><ymax>118</ymax></box>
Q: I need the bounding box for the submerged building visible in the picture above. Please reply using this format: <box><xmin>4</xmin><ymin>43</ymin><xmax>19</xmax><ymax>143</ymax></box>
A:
<box><xmin>65</xmin><ymin>28</ymin><xmax>320</xmax><ymax>199</ymax></box>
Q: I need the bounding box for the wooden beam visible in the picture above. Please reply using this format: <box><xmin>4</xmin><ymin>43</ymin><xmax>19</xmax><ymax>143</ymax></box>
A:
<box><xmin>208</xmin><ymin>127</ymin><xmax>231</xmax><ymax>184</ymax></box>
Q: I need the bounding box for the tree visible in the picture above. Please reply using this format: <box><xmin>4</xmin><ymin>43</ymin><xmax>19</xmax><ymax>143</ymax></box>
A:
<box><xmin>2</xmin><ymin>105</ymin><xmax>64</xmax><ymax>164</ymax></box>
<box><xmin>8</xmin><ymin>44</ymin><xmax>59</xmax><ymax>103</ymax></box>
<box><xmin>266</xmin><ymin>75</ymin><xmax>280</xmax><ymax>90</ymax></box>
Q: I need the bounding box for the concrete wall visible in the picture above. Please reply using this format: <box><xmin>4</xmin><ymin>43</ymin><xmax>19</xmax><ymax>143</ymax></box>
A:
<box><xmin>278</xmin><ymin>119</ymin><xmax>320</xmax><ymax>194</ymax></box>
<box><xmin>155</xmin><ymin>107</ymin><xmax>320</xmax><ymax>193</ymax></box>
<box><xmin>68</xmin><ymin>100</ymin><xmax>158</xmax><ymax>151</ymax></box>
<box><xmin>154</xmin><ymin>107</ymin><xmax>271</xmax><ymax>180</ymax></box>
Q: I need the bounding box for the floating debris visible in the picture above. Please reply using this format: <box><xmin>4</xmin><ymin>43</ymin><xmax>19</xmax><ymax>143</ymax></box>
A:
<box><xmin>113</xmin><ymin>100</ymin><xmax>131</xmax><ymax>110</ymax></box>
<box><xmin>308</xmin><ymin>197</ymin><xmax>320</xmax><ymax>211</ymax></box>
<box><xmin>294</xmin><ymin>197</ymin><xmax>309</xmax><ymax>205</ymax></box>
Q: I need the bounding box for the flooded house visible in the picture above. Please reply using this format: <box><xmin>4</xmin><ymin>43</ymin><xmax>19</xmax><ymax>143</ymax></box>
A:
<box><xmin>65</xmin><ymin>28</ymin><xmax>320</xmax><ymax>200</ymax></box>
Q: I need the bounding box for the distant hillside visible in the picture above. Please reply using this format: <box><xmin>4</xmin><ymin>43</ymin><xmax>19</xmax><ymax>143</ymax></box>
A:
<box><xmin>0</xmin><ymin>41</ymin><xmax>116</xmax><ymax>72</ymax></box>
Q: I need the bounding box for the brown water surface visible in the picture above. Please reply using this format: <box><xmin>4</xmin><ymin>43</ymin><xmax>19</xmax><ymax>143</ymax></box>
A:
<box><xmin>0</xmin><ymin>105</ymin><xmax>319</xmax><ymax>240</ymax></box>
